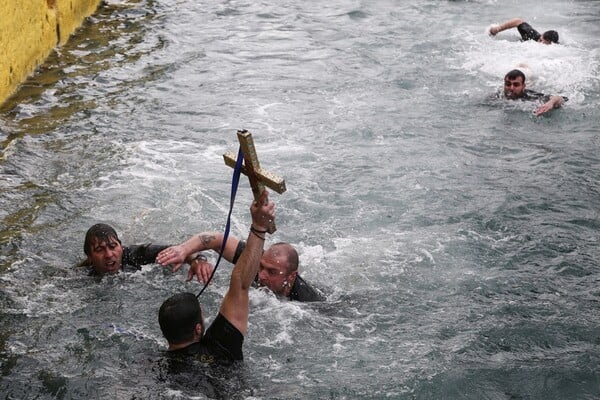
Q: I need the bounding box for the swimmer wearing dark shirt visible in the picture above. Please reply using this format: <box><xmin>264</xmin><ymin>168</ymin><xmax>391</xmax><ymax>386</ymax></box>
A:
<box><xmin>489</xmin><ymin>18</ymin><xmax>559</xmax><ymax>45</ymax></box>
<box><xmin>79</xmin><ymin>223</ymin><xmax>209</xmax><ymax>281</ymax></box>
<box><xmin>159</xmin><ymin>313</ymin><xmax>248</xmax><ymax>397</ymax></box>
<box><xmin>501</xmin><ymin>69</ymin><xmax>567</xmax><ymax>116</ymax></box>
<box><xmin>166</xmin><ymin>310</ymin><xmax>243</xmax><ymax>365</ymax></box>
<box><xmin>232</xmin><ymin>241</ymin><xmax>325</xmax><ymax>302</ymax></box>
<box><xmin>95</xmin><ymin>243</ymin><xmax>169</xmax><ymax>275</ymax></box>
<box><xmin>498</xmin><ymin>88</ymin><xmax>567</xmax><ymax>103</ymax></box>
<box><xmin>157</xmin><ymin>232</ymin><xmax>326</xmax><ymax>302</ymax></box>
<box><xmin>80</xmin><ymin>223</ymin><xmax>168</xmax><ymax>275</ymax></box>
<box><xmin>158</xmin><ymin>190</ymin><xmax>275</xmax><ymax>366</ymax></box>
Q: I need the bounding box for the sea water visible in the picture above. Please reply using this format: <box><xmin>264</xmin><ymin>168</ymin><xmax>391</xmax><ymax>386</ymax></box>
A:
<box><xmin>1</xmin><ymin>0</ymin><xmax>599</xmax><ymax>398</ymax></box>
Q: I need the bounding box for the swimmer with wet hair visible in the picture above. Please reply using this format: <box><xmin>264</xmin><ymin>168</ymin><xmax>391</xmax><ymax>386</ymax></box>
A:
<box><xmin>158</xmin><ymin>190</ymin><xmax>275</xmax><ymax>364</ymax></box>
<box><xmin>488</xmin><ymin>18</ymin><xmax>559</xmax><ymax>44</ymax></box>
<box><xmin>501</xmin><ymin>69</ymin><xmax>566</xmax><ymax>116</ymax></box>
<box><xmin>80</xmin><ymin>223</ymin><xmax>211</xmax><ymax>281</ymax></box>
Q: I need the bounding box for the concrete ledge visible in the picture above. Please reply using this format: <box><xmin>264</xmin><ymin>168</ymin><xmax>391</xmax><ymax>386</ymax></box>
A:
<box><xmin>0</xmin><ymin>0</ymin><xmax>102</xmax><ymax>107</ymax></box>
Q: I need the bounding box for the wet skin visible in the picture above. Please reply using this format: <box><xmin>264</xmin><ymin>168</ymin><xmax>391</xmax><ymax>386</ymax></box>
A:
<box><xmin>87</xmin><ymin>236</ymin><xmax>123</xmax><ymax>274</ymax></box>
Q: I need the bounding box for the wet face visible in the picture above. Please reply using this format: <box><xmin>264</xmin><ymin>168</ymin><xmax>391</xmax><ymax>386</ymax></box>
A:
<box><xmin>257</xmin><ymin>247</ymin><xmax>296</xmax><ymax>296</ymax></box>
<box><xmin>538</xmin><ymin>37</ymin><xmax>551</xmax><ymax>45</ymax></box>
<box><xmin>504</xmin><ymin>76</ymin><xmax>526</xmax><ymax>99</ymax></box>
<box><xmin>87</xmin><ymin>236</ymin><xmax>123</xmax><ymax>274</ymax></box>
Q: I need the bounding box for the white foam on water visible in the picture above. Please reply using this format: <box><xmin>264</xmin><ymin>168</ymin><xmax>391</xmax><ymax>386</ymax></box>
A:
<box><xmin>2</xmin><ymin>1</ymin><xmax>599</xmax><ymax>398</ymax></box>
<box><xmin>1</xmin><ymin>259</ymin><xmax>89</xmax><ymax>318</ymax></box>
<box><xmin>249</xmin><ymin>290</ymin><xmax>312</xmax><ymax>347</ymax></box>
<box><xmin>455</xmin><ymin>27</ymin><xmax>599</xmax><ymax>106</ymax></box>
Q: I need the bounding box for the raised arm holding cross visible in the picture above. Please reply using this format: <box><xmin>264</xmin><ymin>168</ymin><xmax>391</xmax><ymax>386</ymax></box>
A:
<box><xmin>157</xmin><ymin>137</ymin><xmax>325</xmax><ymax>300</ymax></box>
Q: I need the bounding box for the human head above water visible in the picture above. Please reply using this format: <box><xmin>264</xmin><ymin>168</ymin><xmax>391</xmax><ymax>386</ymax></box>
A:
<box><xmin>158</xmin><ymin>292</ymin><xmax>204</xmax><ymax>348</ymax></box>
<box><xmin>540</xmin><ymin>30</ymin><xmax>559</xmax><ymax>44</ymax></box>
<box><xmin>257</xmin><ymin>242</ymin><xmax>300</xmax><ymax>296</ymax></box>
<box><xmin>504</xmin><ymin>69</ymin><xmax>526</xmax><ymax>83</ymax></box>
<box><xmin>83</xmin><ymin>223</ymin><xmax>124</xmax><ymax>274</ymax></box>
<box><xmin>503</xmin><ymin>69</ymin><xmax>526</xmax><ymax>99</ymax></box>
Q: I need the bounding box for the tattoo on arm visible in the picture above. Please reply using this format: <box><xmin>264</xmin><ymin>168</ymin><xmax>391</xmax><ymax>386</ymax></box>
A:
<box><xmin>199</xmin><ymin>234</ymin><xmax>216</xmax><ymax>246</ymax></box>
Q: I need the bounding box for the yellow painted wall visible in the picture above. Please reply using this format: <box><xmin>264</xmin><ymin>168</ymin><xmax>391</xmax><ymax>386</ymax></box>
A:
<box><xmin>0</xmin><ymin>0</ymin><xmax>102</xmax><ymax>107</ymax></box>
<box><xmin>56</xmin><ymin>0</ymin><xmax>103</xmax><ymax>45</ymax></box>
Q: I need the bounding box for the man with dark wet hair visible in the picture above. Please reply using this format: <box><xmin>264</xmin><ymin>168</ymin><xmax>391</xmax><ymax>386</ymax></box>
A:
<box><xmin>159</xmin><ymin>293</ymin><xmax>207</xmax><ymax>349</ymax></box>
<box><xmin>489</xmin><ymin>18</ymin><xmax>559</xmax><ymax>44</ymax></box>
<box><xmin>157</xmin><ymin>232</ymin><xmax>325</xmax><ymax>302</ymax></box>
<box><xmin>158</xmin><ymin>190</ymin><xmax>275</xmax><ymax>364</ymax></box>
<box><xmin>81</xmin><ymin>223</ymin><xmax>210</xmax><ymax>280</ymax></box>
<box><xmin>500</xmin><ymin>69</ymin><xmax>566</xmax><ymax>116</ymax></box>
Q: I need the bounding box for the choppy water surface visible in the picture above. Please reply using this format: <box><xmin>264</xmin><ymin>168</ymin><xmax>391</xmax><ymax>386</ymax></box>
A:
<box><xmin>1</xmin><ymin>0</ymin><xmax>599</xmax><ymax>398</ymax></box>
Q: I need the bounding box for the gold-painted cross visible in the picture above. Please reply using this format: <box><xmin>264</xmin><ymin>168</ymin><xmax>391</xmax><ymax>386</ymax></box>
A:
<box><xmin>223</xmin><ymin>130</ymin><xmax>286</xmax><ymax>233</ymax></box>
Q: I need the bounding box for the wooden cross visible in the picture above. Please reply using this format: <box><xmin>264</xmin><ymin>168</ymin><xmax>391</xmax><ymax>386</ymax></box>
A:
<box><xmin>223</xmin><ymin>130</ymin><xmax>286</xmax><ymax>233</ymax></box>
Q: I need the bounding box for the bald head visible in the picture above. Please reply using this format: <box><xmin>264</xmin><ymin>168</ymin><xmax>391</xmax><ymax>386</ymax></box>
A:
<box><xmin>268</xmin><ymin>242</ymin><xmax>299</xmax><ymax>273</ymax></box>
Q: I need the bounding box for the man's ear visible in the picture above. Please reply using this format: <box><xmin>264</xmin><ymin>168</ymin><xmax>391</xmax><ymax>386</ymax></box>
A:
<box><xmin>194</xmin><ymin>322</ymin><xmax>203</xmax><ymax>337</ymax></box>
<box><xmin>289</xmin><ymin>270</ymin><xmax>298</xmax><ymax>283</ymax></box>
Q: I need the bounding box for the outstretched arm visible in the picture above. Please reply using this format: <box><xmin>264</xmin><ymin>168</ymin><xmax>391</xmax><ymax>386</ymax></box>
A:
<box><xmin>220</xmin><ymin>190</ymin><xmax>275</xmax><ymax>336</ymax></box>
<box><xmin>534</xmin><ymin>95</ymin><xmax>565</xmax><ymax>116</ymax></box>
<box><xmin>489</xmin><ymin>18</ymin><xmax>524</xmax><ymax>35</ymax></box>
<box><xmin>156</xmin><ymin>232</ymin><xmax>242</xmax><ymax>282</ymax></box>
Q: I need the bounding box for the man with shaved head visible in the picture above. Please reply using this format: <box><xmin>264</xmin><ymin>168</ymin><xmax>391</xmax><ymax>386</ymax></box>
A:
<box><xmin>157</xmin><ymin>232</ymin><xmax>324</xmax><ymax>302</ymax></box>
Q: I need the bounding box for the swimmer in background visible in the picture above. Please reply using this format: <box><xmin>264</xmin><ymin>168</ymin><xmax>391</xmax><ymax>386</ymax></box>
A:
<box><xmin>488</xmin><ymin>18</ymin><xmax>559</xmax><ymax>44</ymax></box>
<box><xmin>499</xmin><ymin>69</ymin><xmax>566</xmax><ymax>116</ymax></box>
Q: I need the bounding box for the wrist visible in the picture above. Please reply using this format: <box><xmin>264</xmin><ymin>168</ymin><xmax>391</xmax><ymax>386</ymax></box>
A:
<box><xmin>249</xmin><ymin>225</ymin><xmax>266</xmax><ymax>240</ymax></box>
<box><xmin>189</xmin><ymin>253</ymin><xmax>207</xmax><ymax>264</ymax></box>
<box><xmin>250</xmin><ymin>225</ymin><xmax>268</xmax><ymax>233</ymax></box>
<box><xmin>182</xmin><ymin>242</ymin><xmax>199</xmax><ymax>258</ymax></box>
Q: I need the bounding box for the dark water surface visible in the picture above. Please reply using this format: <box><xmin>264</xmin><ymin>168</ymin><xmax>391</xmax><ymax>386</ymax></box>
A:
<box><xmin>1</xmin><ymin>0</ymin><xmax>599</xmax><ymax>398</ymax></box>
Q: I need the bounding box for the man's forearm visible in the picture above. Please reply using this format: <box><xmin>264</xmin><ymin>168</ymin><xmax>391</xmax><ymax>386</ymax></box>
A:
<box><xmin>180</xmin><ymin>232</ymin><xmax>240</xmax><ymax>262</ymax></box>
<box><xmin>491</xmin><ymin>18</ymin><xmax>524</xmax><ymax>35</ymax></box>
<box><xmin>549</xmin><ymin>95</ymin><xmax>564</xmax><ymax>109</ymax></box>
<box><xmin>230</xmin><ymin>229</ymin><xmax>265</xmax><ymax>290</ymax></box>
<box><xmin>498</xmin><ymin>18</ymin><xmax>524</xmax><ymax>32</ymax></box>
